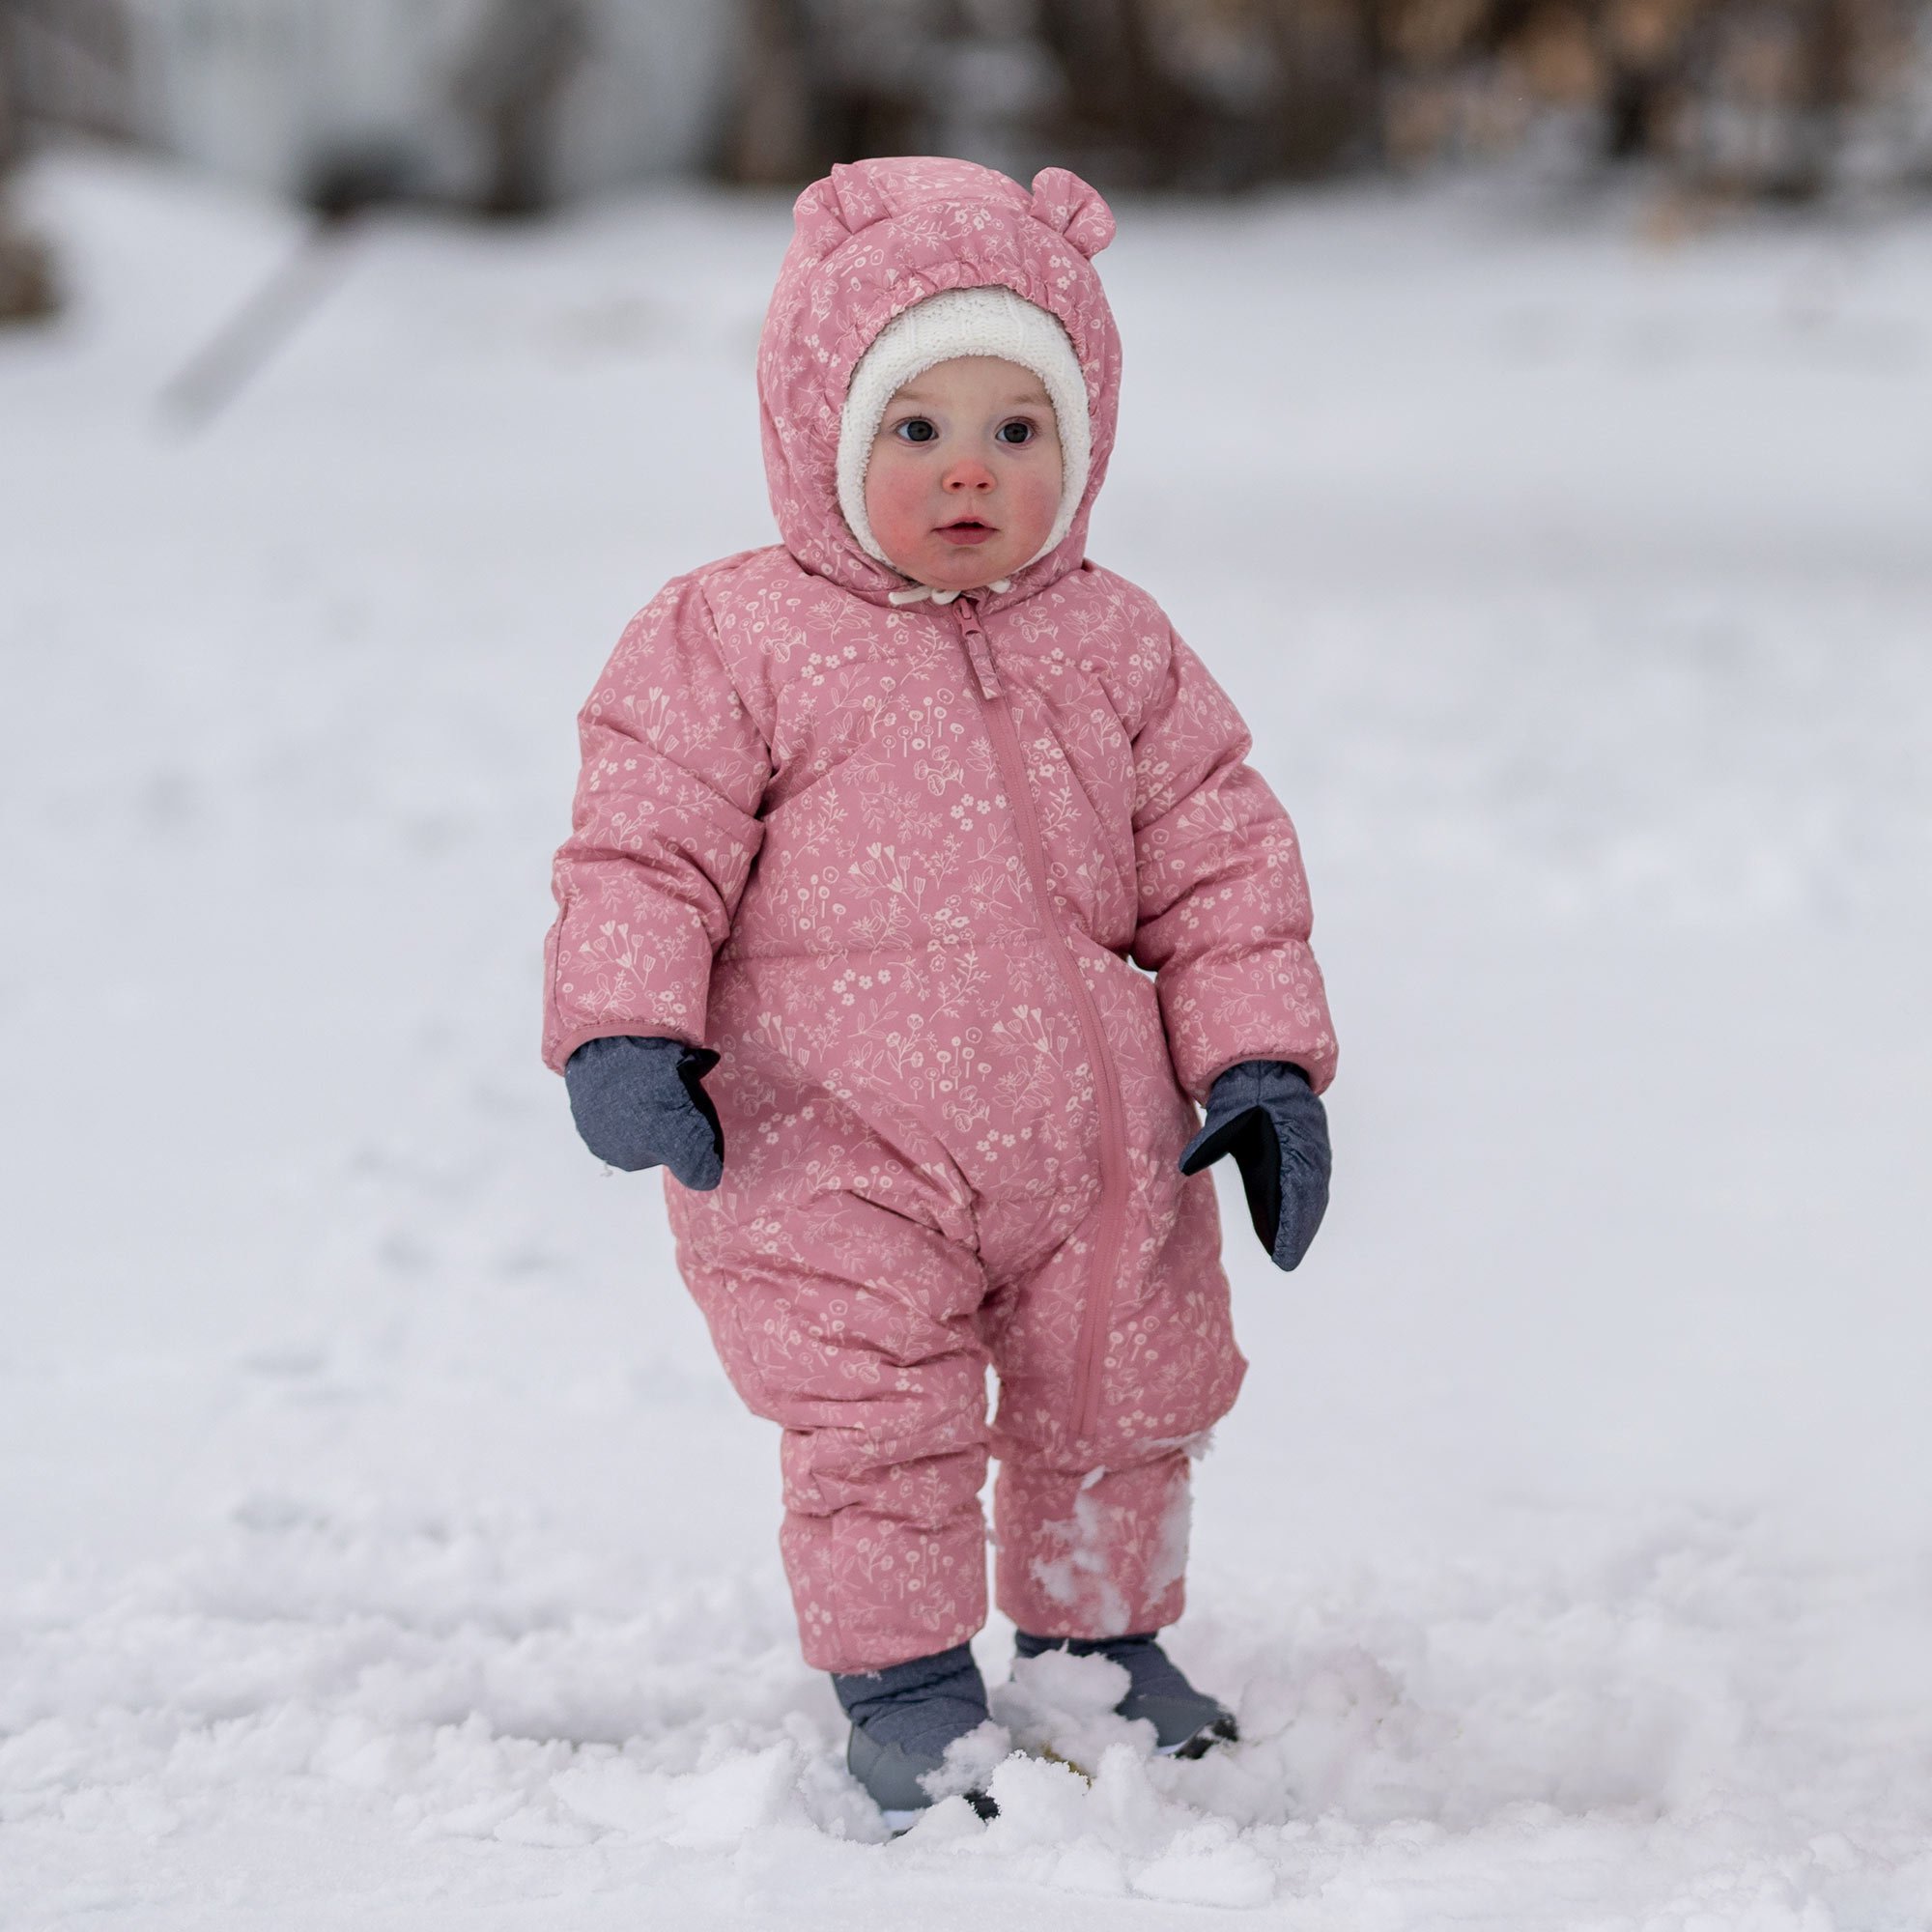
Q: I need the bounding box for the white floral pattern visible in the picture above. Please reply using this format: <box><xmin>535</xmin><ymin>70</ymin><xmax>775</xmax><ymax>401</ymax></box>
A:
<box><xmin>542</xmin><ymin>158</ymin><xmax>1336</xmax><ymax>1672</ymax></box>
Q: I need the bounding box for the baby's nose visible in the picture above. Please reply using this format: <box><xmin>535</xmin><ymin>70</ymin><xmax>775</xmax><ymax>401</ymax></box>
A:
<box><xmin>943</xmin><ymin>458</ymin><xmax>996</xmax><ymax>492</ymax></box>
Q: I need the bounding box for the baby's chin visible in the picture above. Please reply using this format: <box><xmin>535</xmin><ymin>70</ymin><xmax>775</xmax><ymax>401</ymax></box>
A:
<box><xmin>892</xmin><ymin>529</ymin><xmax>1048</xmax><ymax>591</ymax></box>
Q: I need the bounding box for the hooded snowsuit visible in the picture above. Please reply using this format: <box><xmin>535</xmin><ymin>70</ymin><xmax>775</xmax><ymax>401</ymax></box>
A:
<box><xmin>542</xmin><ymin>157</ymin><xmax>1336</xmax><ymax>1675</ymax></box>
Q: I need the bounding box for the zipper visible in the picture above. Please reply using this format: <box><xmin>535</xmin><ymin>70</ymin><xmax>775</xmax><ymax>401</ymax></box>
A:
<box><xmin>955</xmin><ymin>597</ymin><xmax>1131</xmax><ymax>1447</ymax></box>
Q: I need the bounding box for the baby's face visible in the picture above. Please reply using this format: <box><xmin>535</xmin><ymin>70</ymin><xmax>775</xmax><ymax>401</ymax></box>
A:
<box><xmin>864</xmin><ymin>356</ymin><xmax>1063</xmax><ymax>593</ymax></box>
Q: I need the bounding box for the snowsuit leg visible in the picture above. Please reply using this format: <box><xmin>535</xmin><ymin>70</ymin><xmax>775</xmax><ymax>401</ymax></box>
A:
<box><xmin>668</xmin><ymin>1080</ymin><xmax>997</xmax><ymax>1674</ymax></box>
<box><xmin>982</xmin><ymin>1165</ymin><xmax>1239</xmax><ymax>1640</ymax></box>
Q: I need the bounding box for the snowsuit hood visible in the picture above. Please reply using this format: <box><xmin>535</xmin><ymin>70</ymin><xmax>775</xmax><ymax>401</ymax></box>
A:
<box><xmin>757</xmin><ymin>156</ymin><xmax>1122</xmax><ymax>605</ymax></box>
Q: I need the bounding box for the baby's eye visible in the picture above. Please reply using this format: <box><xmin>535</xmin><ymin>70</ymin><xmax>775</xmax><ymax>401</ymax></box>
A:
<box><xmin>995</xmin><ymin>419</ymin><xmax>1036</xmax><ymax>445</ymax></box>
<box><xmin>895</xmin><ymin>417</ymin><xmax>938</xmax><ymax>444</ymax></box>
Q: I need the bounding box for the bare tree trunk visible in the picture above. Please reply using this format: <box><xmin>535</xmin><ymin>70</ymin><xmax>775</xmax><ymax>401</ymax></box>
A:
<box><xmin>725</xmin><ymin>0</ymin><xmax>819</xmax><ymax>184</ymax></box>
<box><xmin>1258</xmin><ymin>0</ymin><xmax>1379</xmax><ymax>178</ymax></box>
<box><xmin>0</xmin><ymin>2</ymin><xmax>59</xmax><ymax>322</ymax></box>
<box><xmin>1779</xmin><ymin>0</ymin><xmax>1859</xmax><ymax>195</ymax></box>
<box><xmin>0</xmin><ymin>202</ymin><xmax>55</xmax><ymax>321</ymax></box>
<box><xmin>454</xmin><ymin>0</ymin><xmax>591</xmax><ymax>217</ymax></box>
<box><xmin>1036</xmin><ymin>0</ymin><xmax>1200</xmax><ymax>185</ymax></box>
<box><xmin>721</xmin><ymin>0</ymin><xmax>930</xmax><ymax>186</ymax></box>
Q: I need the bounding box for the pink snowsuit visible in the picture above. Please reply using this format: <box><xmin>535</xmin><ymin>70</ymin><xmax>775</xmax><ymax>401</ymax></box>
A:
<box><xmin>543</xmin><ymin>157</ymin><xmax>1336</xmax><ymax>1675</ymax></box>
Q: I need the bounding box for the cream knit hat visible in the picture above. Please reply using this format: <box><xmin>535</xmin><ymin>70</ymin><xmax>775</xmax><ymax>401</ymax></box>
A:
<box><xmin>836</xmin><ymin>286</ymin><xmax>1091</xmax><ymax>586</ymax></box>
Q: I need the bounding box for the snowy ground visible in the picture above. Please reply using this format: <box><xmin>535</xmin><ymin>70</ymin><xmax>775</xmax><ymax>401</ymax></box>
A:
<box><xmin>3</xmin><ymin>150</ymin><xmax>1930</xmax><ymax>1927</ymax></box>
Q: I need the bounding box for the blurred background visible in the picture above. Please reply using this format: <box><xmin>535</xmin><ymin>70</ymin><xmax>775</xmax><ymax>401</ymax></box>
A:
<box><xmin>4</xmin><ymin>4</ymin><xmax>1932</xmax><ymax>1925</ymax></box>
<box><xmin>8</xmin><ymin>0</ymin><xmax>1932</xmax><ymax>284</ymax></box>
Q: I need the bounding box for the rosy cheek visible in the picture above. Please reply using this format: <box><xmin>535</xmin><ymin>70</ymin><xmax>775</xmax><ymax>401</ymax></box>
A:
<box><xmin>865</xmin><ymin>457</ymin><xmax>929</xmax><ymax>560</ymax></box>
<box><xmin>1015</xmin><ymin>464</ymin><xmax>1063</xmax><ymax>546</ymax></box>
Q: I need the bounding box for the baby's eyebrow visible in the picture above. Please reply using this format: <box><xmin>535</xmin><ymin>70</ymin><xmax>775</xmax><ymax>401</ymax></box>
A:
<box><xmin>888</xmin><ymin>386</ymin><xmax>1051</xmax><ymax>408</ymax></box>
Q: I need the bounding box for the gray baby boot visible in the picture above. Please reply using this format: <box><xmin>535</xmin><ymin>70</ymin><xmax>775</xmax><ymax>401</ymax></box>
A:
<box><xmin>832</xmin><ymin>1642</ymin><xmax>1001</xmax><ymax>1830</ymax></box>
<box><xmin>1013</xmin><ymin>1630</ymin><xmax>1238</xmax><ymax>1757</ymax></box>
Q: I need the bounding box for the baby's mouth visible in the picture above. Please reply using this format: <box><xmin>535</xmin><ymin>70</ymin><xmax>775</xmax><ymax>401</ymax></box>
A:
<box><xmin>937</xmin><ymin>517</ymin><xmax>998</xmax><ymax>546</ymax></box>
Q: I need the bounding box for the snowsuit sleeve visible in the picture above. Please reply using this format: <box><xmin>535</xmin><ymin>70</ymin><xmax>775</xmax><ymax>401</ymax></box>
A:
<box><xmin>541</xmin><ymin>577</ymin><xmax>772</xmax><ymax>1073</ymax></box>
<box><xmin>1128</xmin><ymin>630</ymin><xmax>1337</xmax><ymax>1102</ymax></box>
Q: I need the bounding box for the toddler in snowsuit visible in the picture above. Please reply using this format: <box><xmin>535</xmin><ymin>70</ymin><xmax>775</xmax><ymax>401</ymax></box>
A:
<box><xmin>543</xmin><ymin>156</ymin><xmax>1336</xmax><ymax>1827</ymax></box>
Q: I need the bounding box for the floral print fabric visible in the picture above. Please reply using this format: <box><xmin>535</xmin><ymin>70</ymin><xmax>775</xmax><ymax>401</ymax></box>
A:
<box><xmin>542</xmin><ymin>158</ymin><xmax>1335</xmax><ymax>1671</ymax></box>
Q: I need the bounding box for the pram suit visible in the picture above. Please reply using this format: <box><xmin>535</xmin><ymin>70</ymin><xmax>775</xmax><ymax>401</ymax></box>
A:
<box><xmin>542</xmin><ymin>156</ymin><xmax>1337</xmax><ymax>1673</ymax></box>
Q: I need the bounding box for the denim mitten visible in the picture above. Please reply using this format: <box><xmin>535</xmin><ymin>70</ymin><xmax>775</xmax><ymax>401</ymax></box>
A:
<box><xmin>1179</xmin><ymin>1060</ymin><xmax>1330</xmax><ymax>1270</ymax></box>
<box><xmin>563</xmin><ymin>1035</ymin><xmax>724</xmax><ymax>1189</ymax></box>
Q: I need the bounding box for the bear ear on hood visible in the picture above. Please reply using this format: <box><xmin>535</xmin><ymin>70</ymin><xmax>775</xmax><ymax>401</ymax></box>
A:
<box><xmin>827</xmin><ymin>160</ymin><xmax>893</xmax><ymax>233</ymax></box>
<box><xmin>1029</xmin><ymin>167</ymin><xmax>1115</xmax><ymax>257</ymax></box>
<box><xmin>788</xmin><ymin>161</ymin><xmax>893</xmax><ymax>256</ymax></box>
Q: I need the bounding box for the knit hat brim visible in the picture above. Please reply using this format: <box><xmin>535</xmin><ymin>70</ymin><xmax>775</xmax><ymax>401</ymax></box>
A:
<box><xmin>836</xmin><ymin>287</ymin><xmax>1092</xmax><ymax>582</ymax></box>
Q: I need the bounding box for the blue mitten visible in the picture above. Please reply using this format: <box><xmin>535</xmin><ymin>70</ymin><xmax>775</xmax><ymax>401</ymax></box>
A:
<box><xmin>1179</xmin><ymin>1060</ymin><xmax>1330</xmax><ymax>1270</ymax></box>
<box><xmin>563</xmin><ymin>1035</ymin><xmax>724</xmax><ymax>1189</ymax></box>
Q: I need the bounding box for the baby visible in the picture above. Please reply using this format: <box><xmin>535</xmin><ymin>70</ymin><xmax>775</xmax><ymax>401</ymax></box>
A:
<box><xmin>543</xmin><ymin>157</ymin><xmax>1335</xmax><ymax>1828</ymax></box>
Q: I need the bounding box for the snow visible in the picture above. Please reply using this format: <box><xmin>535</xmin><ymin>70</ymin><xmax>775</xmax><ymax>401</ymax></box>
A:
<box><xmin>3</xmin><ymin>148</ymin><xmax>1931</xmax><ymax>1925</ymax></box>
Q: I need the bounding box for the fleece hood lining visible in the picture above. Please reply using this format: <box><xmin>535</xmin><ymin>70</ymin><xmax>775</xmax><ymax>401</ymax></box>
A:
<box><xmin>835</xmin><ymin>286</ymin><xmax>1092</xmax><ymax>588</ymax></box>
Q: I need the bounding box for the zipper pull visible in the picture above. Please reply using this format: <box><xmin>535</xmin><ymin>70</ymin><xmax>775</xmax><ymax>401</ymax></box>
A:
<box><xmin>956</xmin><ymin>601</ymin><xmax>1002</xmax><ymax>699</ymax></box>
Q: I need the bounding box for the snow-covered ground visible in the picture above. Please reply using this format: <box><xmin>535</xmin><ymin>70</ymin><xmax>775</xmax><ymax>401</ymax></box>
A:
<box><xmin>3</xmin><ymin>150</ymin><xmax>1930</xmax><ymax>1926</ymax></box>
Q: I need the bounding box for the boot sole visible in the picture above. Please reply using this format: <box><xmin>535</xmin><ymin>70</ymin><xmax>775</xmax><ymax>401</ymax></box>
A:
<box><xmin>880</xmin><ymin>1786</ymin><xmax>997</xmax><ymax>1833</ymax></box>
<box><xmin>1157</xmin><ymin>1713</ymin><xmax>1240</xmax><ymax>1759</ymax></box>
<box><xmin>876</xmin><ymin>1721</ymin><xmax>1233</xmax><ymax>1832</ymax></box>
